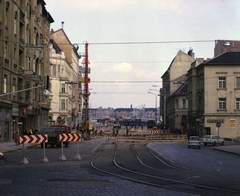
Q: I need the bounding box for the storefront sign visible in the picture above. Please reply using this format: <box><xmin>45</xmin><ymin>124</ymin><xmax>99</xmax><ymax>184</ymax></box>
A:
<box><xmin>230</xmin><ymin>119</ymin><xmax>236</xmax><ymax>129</ymax></box>
<box><xmin>207</xmin><ymin>119</ymin><xmax>224</xmax><ymax>123</ymax></box>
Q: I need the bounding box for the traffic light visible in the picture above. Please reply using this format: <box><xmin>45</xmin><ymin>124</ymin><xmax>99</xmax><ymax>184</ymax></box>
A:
<box><xmin>45</xmin><ymin>75</ymin><xmax>50</xmax><ymax>90</ymax></box>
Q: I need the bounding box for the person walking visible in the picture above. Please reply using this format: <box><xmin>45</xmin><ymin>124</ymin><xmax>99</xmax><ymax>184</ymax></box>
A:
<box><xmin>126</xmin><ymin>126</ymin><xmax>129</xmax><ymax>136</ymax></box>
<box><xmin>14</xmin><ymin>131</ymin><xmax>19</xmax><ymax>146</ymax></box>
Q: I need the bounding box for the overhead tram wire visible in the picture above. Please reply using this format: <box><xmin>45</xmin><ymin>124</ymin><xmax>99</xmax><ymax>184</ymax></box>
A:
<box><xmin>1</xmin><ymin>39</ymin><xmax>215</xmax><ymax>47</ymax></box>
<box><xmin>93</xmin><ymin>61</ymin><xmax>170</xmax><ymax>64</ymax></box>
<box><xmin>90</xmin><ymin>81</ymin><xmax>161</xmax><ymax>83</ymax></box>
<box><xmin>91</xmin><ymin>92</ymin><xmax>147</xmax><ymax>94</ymax></box>
<box><xmin>73</xmin><ymin>39</ymin><xmax>215</xmax><ymax>46</ymax></box>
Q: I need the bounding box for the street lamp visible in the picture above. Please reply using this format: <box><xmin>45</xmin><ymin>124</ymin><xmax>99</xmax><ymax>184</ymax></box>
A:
<box><xmin>148</xmin><ymin>91</ymin><xmax>157</xmax><ymax>123</ymax></box>
<box><xmin>65</xmin><ymin>81</ymin><xmax>79</xmax><ymax>128</ymax></box>
<box><xmin>153</xmin><ymin>85</ymin><xmax>167</xmax><ymax>130</ymax></box>
<box><xmin>150</xmin><ymin>87</ymin><xmax>161</xmax><ymax>127</ymax></box>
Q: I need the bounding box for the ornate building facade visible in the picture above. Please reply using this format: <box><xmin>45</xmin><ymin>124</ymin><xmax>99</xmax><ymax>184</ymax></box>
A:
<box><xmin>49</xmin><ymin>28</ymin><xmax>82</xmax><ymax>129</ymax></box>
<box><xmin>0</xmin><ymin>0</ymin><xmax>53</xmax><ymax>141</ymax></box>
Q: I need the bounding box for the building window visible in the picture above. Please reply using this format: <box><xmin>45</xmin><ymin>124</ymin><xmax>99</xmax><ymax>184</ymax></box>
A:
<box><xmin>61</xmin><ymin>84</ymin><xmax>65</xmax><ymax>93</ymax></box>
<box><xmin>236</xmin><ymin>77</ymin><xmax>240</xmax><ymax>88</ymax></box>
<box><xmin>236</xmin><ymin>98</ymin><xmax>240</xmax><ymax>109</ymax></box>
<box><xmin>175</xmin><ymin>99</ymin><xmax>178</xmax><ymax>109</ymax></box>
<box><xmin>218</xmin><ymin>98</ymin><xmax>226</xmax><ymax>109</ymax></box>
<box><xmin>14</xmin><ymin>11</ymin><xmax>17</xmax><ymax>35</ymax></box>
<box><xmin>28</xmin><ymin>57</ymin><xmax>31</xmax><ymax>70</ymax></box>
<box><xmin>218</xmin><ymin>77</ymin><xmax>226</xmax><ymax>89</ymax></box>
<box><xmin>4</xmin><ymin>76</ymin><xmax>7</xmax><ymax>93</ymax></box>
<box><xmin>52</xmin><ymin>64</ymin><xmax>56</xmax><ymax>76</ymax></box>
<box><xmin>4</xmin><ymin>41</ymin><xmax>8</xmax><ymax>58</ymax></box>
<box><xmin>13</xmin><ymin>78</ymin><xmax>16</xmax><ymax>96</ymax></box>
<box><xmin>61</xmin><ymin>99</ymin><xmax>66</xmax><ymax>110</ymax></box>
<box><xmin>182</xmin><ymin>99</ymin><xmax>186</xmax><ymax>109</ymax></box>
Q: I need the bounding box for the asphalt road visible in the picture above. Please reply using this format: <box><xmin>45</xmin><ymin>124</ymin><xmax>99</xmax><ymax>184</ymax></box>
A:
<box><xmin>0</xmin><ymin>136</ymin><xmax>239</xmax><ymax>196</ymax></box>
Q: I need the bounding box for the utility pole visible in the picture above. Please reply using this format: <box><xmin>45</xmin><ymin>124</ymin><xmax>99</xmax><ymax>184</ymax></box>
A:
<box><xmin>84</xmin><ymin>42</ymin><xmax>89</xmax><ymax>135</ymax></box>
<box><xmin>160</xmin><ymin>88</ymin><xmax>167</xmax><ymax>130</ymax></box>
<box><xmin>0</xmin><ymin>75</ymin><xmax>49</xmax><ymax>97</ymax></box>
<box><xmin>148</xmin><ymin>91</ymin><xmax>157</xmax><ymax>123</ymax></box>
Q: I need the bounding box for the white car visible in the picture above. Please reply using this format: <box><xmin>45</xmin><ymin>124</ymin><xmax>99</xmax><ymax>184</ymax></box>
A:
<box><xmin>203</xmin><ymin>135</ymin><xmax>224</xmax><ymax>146</ymax></box>
<box><xmin>188</xmin><ymin>136</ymin><xmax>201</xmax><ymax>149</ymax></box>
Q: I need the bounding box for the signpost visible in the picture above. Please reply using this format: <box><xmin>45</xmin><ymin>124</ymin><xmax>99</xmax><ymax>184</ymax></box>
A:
<box><xmin>59</xmin><ymin>133</ymin><xmax>82</xmax><ymax>161</ymax></box>
<box><xmin>19</xmin><ymin>134</ymin><xmax>48</xmax><ymax>164</ymax></box>
<box><xmin>216</xmin><ymin>122</ymin><xmax>221</xmax><ymax>128</ymax></box>
<box><xmin>216</xmin><ymin>122</ymin><xmax>221</xmax><ymax>145</ymax></box>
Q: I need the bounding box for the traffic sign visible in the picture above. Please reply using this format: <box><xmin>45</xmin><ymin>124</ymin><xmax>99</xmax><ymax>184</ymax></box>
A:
<box><xmin>59</xmin><ymin>133</ymin><xmax>81</xmax><ymax>142</ymax></box>
<box><xmin>19</xmin><ymin>134</ymin><xmax>48</xmax><ymax>144</ymax></box>
<box><xmin>216</xmin><ymin>122</ymin><xmax>221</xmax><ymax>127</ymax></box>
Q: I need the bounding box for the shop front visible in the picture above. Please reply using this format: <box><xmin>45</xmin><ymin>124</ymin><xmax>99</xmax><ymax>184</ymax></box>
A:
<box><xmin>0</xmin><ymin>102</ymin><xmax>12</xmax><ymax>142</ymax></box>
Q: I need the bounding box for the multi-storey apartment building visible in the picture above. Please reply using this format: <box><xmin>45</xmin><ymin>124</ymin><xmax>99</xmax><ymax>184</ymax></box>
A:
<box><xmin>0</xmin><ymin>0</ymin><xmax>53</xmax><ymax>141</ymax></box>
<box><xmin>161</xmin><ymin>49</ymin><xmax>196</xmax><ymax>130</ymax></box>
<box><xmin>49</xmin><ymin>29</ymin><xmax>82</xmax><ymax>129</ymax></box>
<box><xmin>188</xmin><ymin>52</ymin><xmax>240</xmax><ymax>138</ymax></box>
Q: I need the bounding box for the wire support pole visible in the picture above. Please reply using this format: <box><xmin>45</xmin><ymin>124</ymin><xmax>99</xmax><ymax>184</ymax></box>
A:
<box><xmin>0</xmin><ymin>85</ymin><xmax>45</xmax><ymax>97</ymax></box>
<box><xmin>84</xmin><ymin>42</ymin><xmax>89</xmax><ymax>133</ymax></box>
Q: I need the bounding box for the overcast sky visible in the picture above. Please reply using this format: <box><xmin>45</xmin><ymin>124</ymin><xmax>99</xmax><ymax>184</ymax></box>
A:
<box><xmin>46</xmin><ymin>0</ymin><xmax>240</xmax><ymax>109</ymax></box>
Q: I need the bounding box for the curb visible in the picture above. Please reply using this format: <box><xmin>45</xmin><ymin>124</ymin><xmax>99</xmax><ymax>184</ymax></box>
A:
<box><xmin>213</xmin><ymin>146</ymin><xmax>240</xmax><ymax>156</ymax></box>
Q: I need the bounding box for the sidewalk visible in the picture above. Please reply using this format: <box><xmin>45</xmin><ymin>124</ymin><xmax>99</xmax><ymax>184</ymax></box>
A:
<box><xmin>213</xmin><ymin>143</ymin><xmax>240</xmax><ymax>156</ymax></box>
<box><xmin>0</xmin><ymin>141</ymin><xmax>33</xmax><ymax>153</ymax></box>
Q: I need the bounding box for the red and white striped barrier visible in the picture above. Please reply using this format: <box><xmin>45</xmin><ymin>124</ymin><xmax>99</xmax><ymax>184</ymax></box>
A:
<box><xmin>59</xmin><ymin>133</ymin><xmax>81</xmax><ymax>142</ymax></box>
<box><xmin>150</xmin><ymin>130</ymin><xmax>160</xmax><ymax>135</ymax></box>
<box><xmin>104</xmin><ymin>136</ymin><xmax>145</xmax><ymax>139</ymax></box>
<box><xmin>19</xmin><ymin>134</ymin><xmax>48</xmax><ymax>144</ymax></box>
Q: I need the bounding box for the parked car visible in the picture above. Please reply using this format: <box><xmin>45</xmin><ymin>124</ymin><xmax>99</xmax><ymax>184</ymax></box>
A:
<box><xmin>203</xmin><ymin>135</ymin><xmax>224</xmax><ymax>146</ymax></box>
<box><xmin>0</xmin><ymin>152</ymin><xmax>4</xmax><ymax>165</ymax></box>
<box><xmin>188</xmin><ymin>136</ymin><xmax>201</xmax><ymax>148</ymax></box>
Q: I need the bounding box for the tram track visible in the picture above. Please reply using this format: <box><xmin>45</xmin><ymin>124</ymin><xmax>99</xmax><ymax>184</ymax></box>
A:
<box><xmin>91</xmin><ymin>138</ymin><xmax>240</xmax><ymax>196</ymax></box>
<box><xmin>130</xmin><ymin>145</ymin><xmax>240</xmax><ymax>195</ymax></box>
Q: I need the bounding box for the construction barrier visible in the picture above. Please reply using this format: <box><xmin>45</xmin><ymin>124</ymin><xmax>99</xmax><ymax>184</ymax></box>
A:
<box><xmin>59</xmin><ymin>133</ymin><xmax>82</xmax><ymax>161</ymax></box>
<box><xmin>19</xmin><ymin>134</ymin><xmax>48</xmax><ymax>164</ymax></box>
<box><xmin>150</xmin><ymin>130</ymin><xmax>161</xmax><ymax>135</ymax></box>
<box><xmin>146</xmin><ymin>134</ymin><xmax>188</xmax><ymax>142</ymax></box>
<box><xmin>114</xmin><ymin>134</ymin><xmax>188</xmax><ymax>146</ymax></box>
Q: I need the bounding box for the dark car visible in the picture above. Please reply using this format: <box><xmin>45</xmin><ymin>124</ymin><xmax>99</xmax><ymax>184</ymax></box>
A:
<box><xmin>0</xmin><ymin>152</ymin><xmax>4</xmax><ymax>165</ymax></box>
<box><xmin>147</xmin><ymin>120</ymin><xmax>156</xmax><ymax>129</ymax></box>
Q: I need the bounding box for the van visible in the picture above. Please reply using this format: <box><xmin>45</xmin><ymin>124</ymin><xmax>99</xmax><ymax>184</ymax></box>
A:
<box><xmin>39</xmin><ymin>126</ymin><xmax>70</xmax><ymax>148</ymax></box>
<box><xmin>202</xmin><ymin>135</ymin><xmax>224</xmax><ymax>146</ymax></box>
